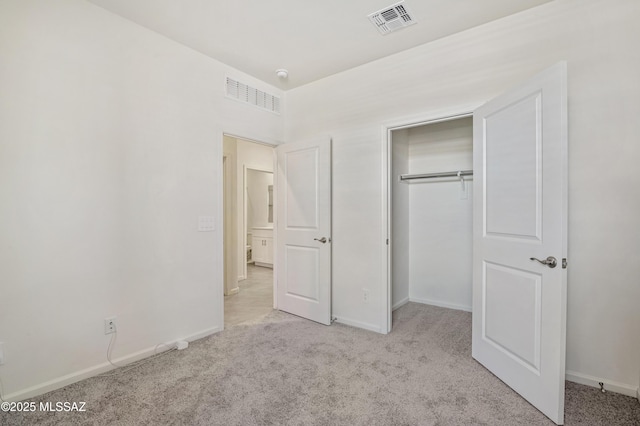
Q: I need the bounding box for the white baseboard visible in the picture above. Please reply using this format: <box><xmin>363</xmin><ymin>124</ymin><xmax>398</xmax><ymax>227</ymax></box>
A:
<box><xmin>409</xmin><ymin>296</ymin><xmax>472</xmax><ymax>313</ymax></box>
<box><xmin>565</xmin><ymin>370</ymin><xmax>638</xmax><ymax>398</ymax></box>
<box><xmin>5</xmin><ymin>325</ymin><xmax>223</xmax><ymax>402</ymax></box>
<box><xmin>333</xmin><ymin>316</ymin><xmax>382</xmax><ymax>334</ymax></box>
<box><xmin>226</xmin><ymin>287</ymin><xmax>239</xmax><ymax>296</ymax></box>
<box><xmin>392</xmin><ymin>297</ymin><xmax>410</xmax><ymax>311</ymax></box>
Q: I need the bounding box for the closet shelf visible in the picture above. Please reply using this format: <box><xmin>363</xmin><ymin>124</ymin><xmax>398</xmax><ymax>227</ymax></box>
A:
<box><xmin>399</xmin><ymin>169</ymin><xmax>473</xmax><ymax>182</ymax></box>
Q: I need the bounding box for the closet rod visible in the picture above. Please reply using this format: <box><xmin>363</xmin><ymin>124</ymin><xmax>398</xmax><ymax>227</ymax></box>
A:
<box><xmin>399</xmin><ymin>169</ymin><xmax>473</xmax><ymax>182</ymax></box>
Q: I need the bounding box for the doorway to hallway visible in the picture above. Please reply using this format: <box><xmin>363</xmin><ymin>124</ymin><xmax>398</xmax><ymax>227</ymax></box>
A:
<box><xmin>222</xmin><ymin>134</ymin><xmax>275</xmax><ymax>327</ymax></box>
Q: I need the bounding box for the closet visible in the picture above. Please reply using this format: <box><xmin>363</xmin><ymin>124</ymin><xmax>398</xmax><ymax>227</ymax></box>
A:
<box><xmin>391</xmin><ymin>116</ymin><xmax>473</xmax><ymax>314</ymax></box>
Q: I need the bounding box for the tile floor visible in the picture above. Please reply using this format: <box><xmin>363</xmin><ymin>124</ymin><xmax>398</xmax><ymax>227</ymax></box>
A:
<box><xmin>224</xmin><ymin>264</ymin><xmax>274</xmax><ymax>326</ymax></box>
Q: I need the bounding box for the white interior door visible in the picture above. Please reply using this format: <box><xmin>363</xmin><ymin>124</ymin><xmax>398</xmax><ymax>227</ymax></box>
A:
<box><xmin>276</xmin><ymin>137</ymin><xmax>332</xmax><ymax>325</ymax></box>
<box><xmin>472</xmin><ymin>62</ymin><xmax>568</xmax><ymax>425</ymax></box>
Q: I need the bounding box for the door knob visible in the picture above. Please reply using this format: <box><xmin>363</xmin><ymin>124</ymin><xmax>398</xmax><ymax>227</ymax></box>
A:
<box><xmin>314</xmin><ymin>237</ymin><xmax>328</xmax><ymax>244</ymax></box>
<box><xmin>530</xmin><ymin>256</ymin><xmax>557</xmax><ymax>268</ymax></box>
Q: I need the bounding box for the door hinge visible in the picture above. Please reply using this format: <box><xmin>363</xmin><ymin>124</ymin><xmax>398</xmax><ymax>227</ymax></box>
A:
<box><xmin>386</xmin><ymin>238</ymin><xmax>389</xmax><ymax>245</ymax></box>
<box><xmin>562</xmin><ymin>258</ymin><xmax>567</xmax><ymax>269</ymax></box>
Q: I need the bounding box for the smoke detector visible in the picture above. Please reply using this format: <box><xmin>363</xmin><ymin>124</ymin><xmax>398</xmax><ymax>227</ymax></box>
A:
<box><xmin>368</xmin><ymin>1</ymin><xmax>416</xmax><ymax>35</ymax></box>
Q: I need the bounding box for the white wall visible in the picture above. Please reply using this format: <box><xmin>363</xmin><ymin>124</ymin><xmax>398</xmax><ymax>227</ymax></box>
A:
<box><xmin>407</xmin><ymin>118</ymin><xmax>473</xmax><ymax>312</ymax></box>
<box><xmin>233</xmin><ymin>138</ymin><xmax>274</xmax><ymax>280</ymax></box>
<box><xmin>286</xmin><ymin>0</ymin><xmax>640</xmax><ymax>394</ymax></box>
<box><xmin>0</xmin><ymin>0</ymin><xmax>283</xmax><ymax>400</ymax></box>
<box><xmin>391</xmin><ymin>129</ymin><xmax>410</xmax><ymax>309</ymax></box>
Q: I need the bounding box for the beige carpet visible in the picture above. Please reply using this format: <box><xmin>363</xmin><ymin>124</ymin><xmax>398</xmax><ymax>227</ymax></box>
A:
<box><xmin>2</xmin><ymin>303</ymin><xmax>639</xmax><ymax>425</ymax></box>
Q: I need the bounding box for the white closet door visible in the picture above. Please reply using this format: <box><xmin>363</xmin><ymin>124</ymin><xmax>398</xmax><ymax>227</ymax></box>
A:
<box><xmin>472</xmin><ymin>62</ymin><xmax>568</xmax><ymax>424</ymax></box>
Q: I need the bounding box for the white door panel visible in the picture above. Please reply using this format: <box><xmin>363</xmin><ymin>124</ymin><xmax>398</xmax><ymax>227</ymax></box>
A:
<box><xmin>284</xmin><ymin>148</ymin><xmax>319</xmax><ymax>228</ymax></box>
<box><xmin>276</xmin><ymin>138</ymin><xmax>332</xmax><ymax>325</ymax></box>
<box><xmin>485</xmin><ymin>92</ymin><xmax>542</xmax><ymax>240</ymax></box>
<box><xmin>473</xmin><ymin>62</ymin><xmax>568</xmax><ymax>425</ymax></box>
<box><xmin>483</xmin><ymin>262</ymin><xmax>542</xmax><ymax>372</ymax></box>
<box><xmin>284</xmin><ymin>246</ymin><xmax>320</xmax><ymax>301</ymax></box>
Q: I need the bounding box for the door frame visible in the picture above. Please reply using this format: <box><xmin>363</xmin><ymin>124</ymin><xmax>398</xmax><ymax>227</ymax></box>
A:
<box><xmin>381</xmin><ymin>105</ymin><xmax>480</xmax><ymax>334</ymax></box>
<box><xmin>223</xmin><ymin>153</ymin><xmax>239</xmax><ymax>296</ymax></box>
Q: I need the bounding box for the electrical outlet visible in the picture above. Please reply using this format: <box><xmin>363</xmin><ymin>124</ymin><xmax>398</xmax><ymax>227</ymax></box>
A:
<box><xmin>104</xmin><ymin>317</ymin><xmax>117</xmax><ymax>335</ymax></box>
<box><xmin>363</xmin><ymin>288</ymin><xmax>370</xmax><ymax>303</ymax></box>
<box><xmin>0</xmin><ymin>342</ymin><xmax>5</xmax><ymax>365</ymax></box>
<box><xmin>198</xmin><ymin>216</ymin><xmax>215</xmax><ymax>232</ymax></box>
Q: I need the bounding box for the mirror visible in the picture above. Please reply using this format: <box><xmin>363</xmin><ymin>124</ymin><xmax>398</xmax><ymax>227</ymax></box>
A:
<box><xmin>246</xmin><ymin>169</ymin><xmax>274</xmax><ymax>229</ymax></box>
<box><xmin>268</xmin><ymin>185</ymin><xmax>273</xmax><ymax>223</ymax></box>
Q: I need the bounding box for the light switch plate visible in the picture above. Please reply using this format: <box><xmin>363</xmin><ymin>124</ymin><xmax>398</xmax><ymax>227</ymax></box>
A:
<box><xmin>198</xmin><ymin>216</ymin><xmax>215</xmax><ymax>232</ymax></box>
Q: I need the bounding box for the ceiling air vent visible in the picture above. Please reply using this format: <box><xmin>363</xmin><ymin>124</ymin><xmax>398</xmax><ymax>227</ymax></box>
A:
<box><xmin>368</xmin><ymin>1</ymin><xmax>416</xmax><ymax>35</ymax></box>
<box><xmin>226</xmin><ymin>77</ymin><xmax>281</xmax><ymax>114</ymax></box>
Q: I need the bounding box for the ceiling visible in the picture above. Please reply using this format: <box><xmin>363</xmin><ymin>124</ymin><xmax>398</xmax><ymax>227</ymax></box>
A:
<box><xmin>86</xmin><ymin>0</ymin><xmax>553</xmax><ymax>90</ymax></box>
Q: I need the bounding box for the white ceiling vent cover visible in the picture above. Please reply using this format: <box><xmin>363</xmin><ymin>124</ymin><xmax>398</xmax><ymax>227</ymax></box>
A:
<box><xmin>368</xmin><ymin>1</ymin><xmax>416</xmax><ymax>35</ymax></box>
<box><xmin>226</xmin><ymin>77</ymin><xmax>281</xmax><ymax>114</ymax></box>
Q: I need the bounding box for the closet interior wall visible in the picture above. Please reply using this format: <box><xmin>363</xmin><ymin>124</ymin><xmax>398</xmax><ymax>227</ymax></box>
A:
<box><xmin>391</xmin><ymin>117</ymin><xmax>474</xmax><ymax>314</ymax></box>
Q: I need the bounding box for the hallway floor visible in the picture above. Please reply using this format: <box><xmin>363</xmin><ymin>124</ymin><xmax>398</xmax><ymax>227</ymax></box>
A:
<box><xmin>224</xmin><ymin>264</ymin><xmax>273</xmax><ymax>326</ymax></box>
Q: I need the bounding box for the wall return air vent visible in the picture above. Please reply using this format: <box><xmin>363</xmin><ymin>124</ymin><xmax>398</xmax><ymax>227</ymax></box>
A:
<box><xmin>368</xmin><ymin>1</ymin><xmax>416</xmax><ymax>35</ymax></box>
<box><xmin>226</xmin><ymin>77</ymin><xmax>281</xmax><ymax>114</ymax></box>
